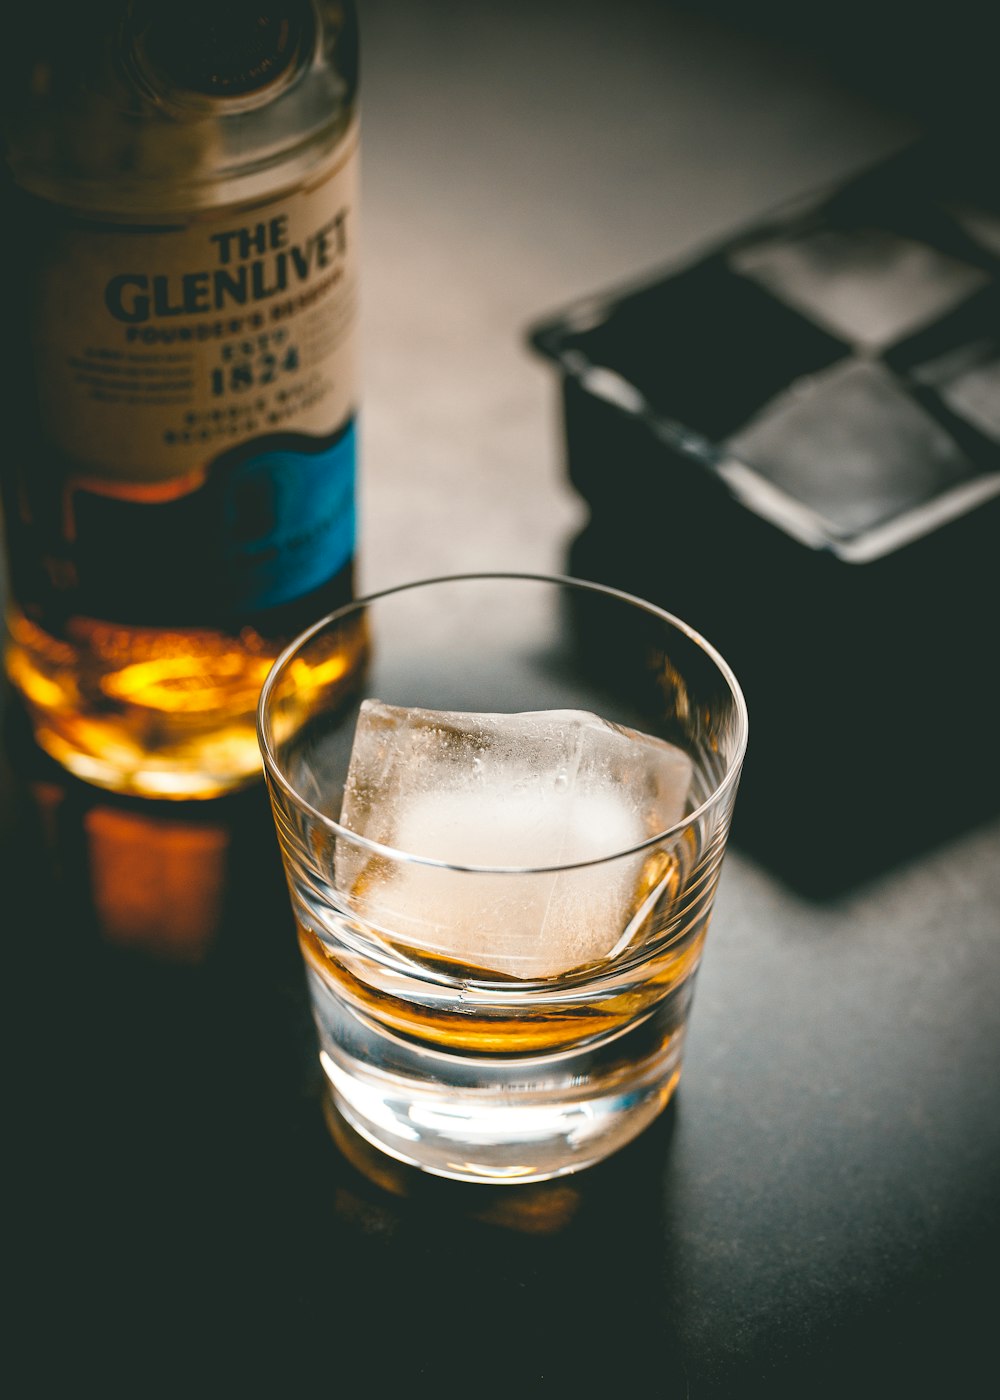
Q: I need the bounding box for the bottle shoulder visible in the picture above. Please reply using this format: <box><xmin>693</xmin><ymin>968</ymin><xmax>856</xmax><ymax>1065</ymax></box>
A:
<box><xmin>1</xmin><ymin>1</ymin><xmax>359</xmax><ymax>217</ymax></box>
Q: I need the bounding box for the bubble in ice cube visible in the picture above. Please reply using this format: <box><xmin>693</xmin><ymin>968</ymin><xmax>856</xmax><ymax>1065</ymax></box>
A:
<box><xmin>334</xmin><ymin>701</ymin><xmax>693</xmax><ymax>979</ymax></box>
<box><xmin>729</xmin><ymin>226</ymin><xmax>989</xmax><ymax>350</ymax></box>
<box><xmin>723</xmin><ymin>360</ymin><xmax>975</xmax><ymax>536</ymax></box>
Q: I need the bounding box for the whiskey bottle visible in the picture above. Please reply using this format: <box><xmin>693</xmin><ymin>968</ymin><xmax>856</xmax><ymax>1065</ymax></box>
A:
<box><xmin>0</xmin><ymin>1</ymin><xmax>360</xmax><ymax>798</ymax></box>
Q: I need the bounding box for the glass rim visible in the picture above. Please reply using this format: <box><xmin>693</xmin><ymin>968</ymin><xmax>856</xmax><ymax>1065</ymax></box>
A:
<box><xmin>256</xmin><ymin>571</ymin><xmax>749</xmax><ymax>874</ymax></box>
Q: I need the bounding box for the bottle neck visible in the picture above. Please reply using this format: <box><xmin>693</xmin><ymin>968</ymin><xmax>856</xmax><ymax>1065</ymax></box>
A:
<box><xmin>2</xmin><ymin>2</ymin><xmax>359</xmax><ymax>216</ymax></box>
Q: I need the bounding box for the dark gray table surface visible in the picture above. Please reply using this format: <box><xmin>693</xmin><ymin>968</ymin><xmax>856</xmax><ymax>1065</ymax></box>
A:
<box><xmin>4</xmin><ymin>4</ymin><xmax>998</xmax><ymax>1394</ymax></box>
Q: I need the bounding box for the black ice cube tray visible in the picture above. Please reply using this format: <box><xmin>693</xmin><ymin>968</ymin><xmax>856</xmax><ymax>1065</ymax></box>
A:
<box><xmin>528</xmin><ymin>139</ymin><xmax>1000</xmax><ymax>895</ymax></box>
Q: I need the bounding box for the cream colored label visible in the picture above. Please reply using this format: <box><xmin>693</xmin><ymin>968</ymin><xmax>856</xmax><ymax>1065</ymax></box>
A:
<box><xmin>29</xmin><ymin>124</ymin><xmax>360</xmax><ymax>485</ymax></box>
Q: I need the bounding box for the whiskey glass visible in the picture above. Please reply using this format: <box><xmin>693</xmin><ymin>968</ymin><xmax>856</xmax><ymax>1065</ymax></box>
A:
<box><xmin>257</xmin><ymin>573</ymin><xmax>747</xmax><ymax>1183</ymax></box>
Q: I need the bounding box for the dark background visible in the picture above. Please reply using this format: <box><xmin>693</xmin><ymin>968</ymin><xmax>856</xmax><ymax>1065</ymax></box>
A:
<box><xmin>678</xmin><ymin>0</ymin><xmax>996</xmax><ymax>131</ymax></box>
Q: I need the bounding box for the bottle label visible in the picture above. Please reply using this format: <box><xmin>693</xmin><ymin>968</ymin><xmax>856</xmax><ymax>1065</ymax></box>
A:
<box><xmin>21</xmin><ymin>121</ymin><xmax>360</xmax><ymax>627</ymax></box>
<box><xmin>68</xmin><ymin>422</ymin><xmax>356</xmax><ymax>623</ymax></box>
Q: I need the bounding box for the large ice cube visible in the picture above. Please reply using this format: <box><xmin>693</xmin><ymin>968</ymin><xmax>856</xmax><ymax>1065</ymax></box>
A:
<box><xmin>334</xmin><ymin>701</ymin><xmax>693</xmax><ymax>979</ymax></box>
<box><xmin>730</xmin><ymin>226</ymin><xmax>989</xmax><ymax>350</ymax></box>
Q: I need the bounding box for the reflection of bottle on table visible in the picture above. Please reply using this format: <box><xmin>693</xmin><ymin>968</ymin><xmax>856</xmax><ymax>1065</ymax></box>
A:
<box><xmin>5</xmin><ymin>694</ymin><xmax>296</xmax><ymax>967</ymax></box>
<box><xmin>1</xmin><ymin>2</ymin><xmax>360</xmax><ymax>799</ymax></box>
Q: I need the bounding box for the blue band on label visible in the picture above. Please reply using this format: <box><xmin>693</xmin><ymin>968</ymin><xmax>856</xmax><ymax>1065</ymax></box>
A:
<box><xmin>63</xmin><ymin>423</ymin><xmax>356</xmax><ymax>626</ymax></box>
<box><xmin>219</xmin><ymin>423</ymin><xmax>356</xmax><ymax>611</ymax></box>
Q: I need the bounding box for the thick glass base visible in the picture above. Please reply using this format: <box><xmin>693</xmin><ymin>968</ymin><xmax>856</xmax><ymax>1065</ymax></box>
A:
<box><xmin>312</xmin><ymin>983</ymin><xmax>686</xmax><ymax>1184</ymax></box>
